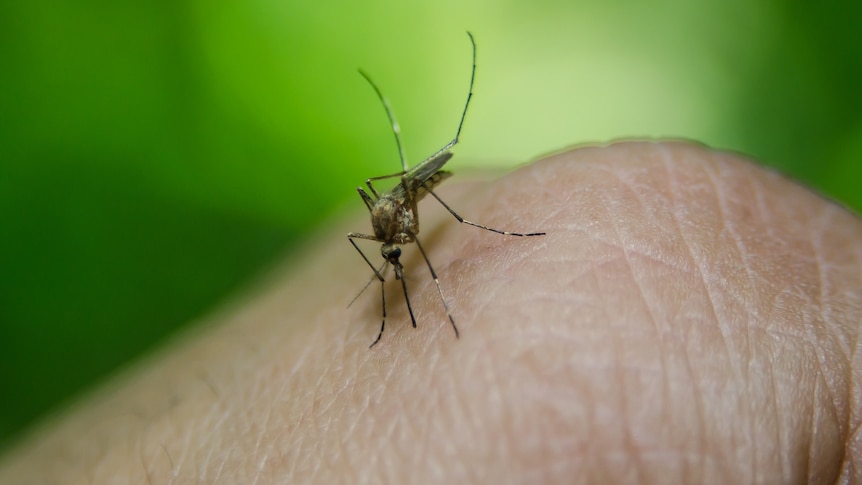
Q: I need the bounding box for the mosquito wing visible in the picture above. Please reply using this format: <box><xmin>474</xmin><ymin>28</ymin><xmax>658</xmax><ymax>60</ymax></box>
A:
<box><xmin>389</xmin><ymin>151</ymin><xmax>455</xmax><ymax>202</ymax></box>
<box><xmin>406</xmin><ymin>151</ymin><xmax>454</xmax><ymax>183</ymax></box>
<box><xmin>411</xmin><ymin>170</ymin><xmax>453</xmax><ymax>202</ymax></box>
<box><xmin>389</xmin><ymin>169</ymin><xmax>453</xmax><ymax>203</ymax></box>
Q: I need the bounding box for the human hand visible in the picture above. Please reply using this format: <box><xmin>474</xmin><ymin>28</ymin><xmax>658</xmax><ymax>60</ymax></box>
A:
<box><xmin>1</xmin><ymin>141</ymin><xmax>860</xmax><ymax>483</ymax></box>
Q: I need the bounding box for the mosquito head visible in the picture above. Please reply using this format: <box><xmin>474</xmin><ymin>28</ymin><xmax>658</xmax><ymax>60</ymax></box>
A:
<box><xmin>382</xmin><ymin>243</ymin><xmax>406</xmax><ymax>280</ymax></box>
<box><xmin>381</xmin><ymin>243</ymin><xmax>401</xmax><ymax>263</ymax></box>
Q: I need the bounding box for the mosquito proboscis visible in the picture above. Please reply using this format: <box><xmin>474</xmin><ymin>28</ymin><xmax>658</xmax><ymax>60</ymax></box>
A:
<box><xmin>348</xmin><ymin>32</ymin><xmax>545</xmax><ymax>347</ymax></box>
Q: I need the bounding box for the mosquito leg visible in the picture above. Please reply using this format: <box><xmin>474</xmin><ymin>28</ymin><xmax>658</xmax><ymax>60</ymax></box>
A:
<box><xmin>393</xmin><ymin>263</ymin><xmax>417</xmax><ymax>329</ymax></box>
<box><xmin>356</xmin><ymin>187</ymin><xmax>376</xmax><ymax>212</ymax></box>
<box><xmin>413</xmin><ymin>236</ymin><xmax>459</xmax><ymax>339</ymax></box>
<box><xmin>366</xmin><ymin>171</ymin><xmax>408</xmax><ymax>182</ymax></box>
<box><xmin>365</xmin><ymin>170</ymin><xmax>408</xmax><ymax>199</ymax></box>
<box><xmin>348</xmin><ymin>235</ymin><xmax>392</xmax><ymax>347</ymax></box>
<box><xmin>348</xmin><ymin>261</ymin><xmax>387</xmax><ymax>309</ymax></box>
<box><xmin>348</xmin><ymin>234</ymin><xmax>386</xmax><ymax>278</ymax></box>
<box><xmin>369</xmin><ymin>276</ymin><xmax>387</xmax><ymax>348</ymax></box>
<box><xmin>423</xmin><ymin>185</ymin><xmax>546</xmax><ymax>237</ymax></box>
<box><xmin>399</xmin><ymin>272</ymin><xmax>418</xmax><ymax>329</ymax></box>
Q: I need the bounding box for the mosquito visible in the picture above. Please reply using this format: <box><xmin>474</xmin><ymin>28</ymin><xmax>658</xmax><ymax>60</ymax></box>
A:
<box><xmin>348</xmin><ymin>32</ymin><xmax>545</xmax><ymax>347</ymax></box>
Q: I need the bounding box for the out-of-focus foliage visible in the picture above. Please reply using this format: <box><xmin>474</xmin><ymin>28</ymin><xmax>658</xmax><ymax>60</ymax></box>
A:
<box><xmin>0</xmin><ymin>0</ymin><xmax>859</xmax><ymax>449</ymax></box>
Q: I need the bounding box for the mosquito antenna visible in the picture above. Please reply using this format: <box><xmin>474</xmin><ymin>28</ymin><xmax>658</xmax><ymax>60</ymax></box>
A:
<box><xmin>454</xmin><ymin>32</ymin><xmax>477</xmax><ymax>146</ymax></box>
<box><xmin>426</xmin><ymin>31</ymin><xmax>477</xmax><ymax>162</ymax></box>
<box><xmin>358</xmin><ymin>70</ymin><xmax>409</xmax><ymax>172</ymax></box>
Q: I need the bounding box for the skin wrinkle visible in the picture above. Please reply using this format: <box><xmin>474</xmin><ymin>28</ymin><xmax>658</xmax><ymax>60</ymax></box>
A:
<box><xmin>211</xmin><ymin>428</ymin><xmax>231</xmax><ymax>482</ymax></box>
<box><xmin>138</xmin><ymin>410</ymin><xmax>169</xmax><ymax>482</ymax></box>
<box><xmin>193</xmin><ymin>371</ymin><xmax>219</xmax><ymax>402</ymax></box>
<box><xmin>174</xmin><ymin>412</ymin><xmax>195</xmax><ymax>479</ymax></box>
<box><xmin>808</xmin><ymin>316</ymin><xmax>845</xmax><ymax>436</ymax></box>
<box><xmin>699</xmin><ymin>157</ymin><xmax>749</xmax><ymax>383</ymax></box>
<box><xmin>452</xmin><ymin>196</ymin><xmax>547</xmax><ymax>300</ymax></box>
<box><xmin>812</xmin><ymin>205</ymin><xmax>837</xmax><ymax>338</ymax></box>
<box><xmin>603</xmin><ymin>174</ymin><xmax>667</xmax><ymax>483</ymax></box>
<box><xmin>801</xmin><ymin>216</ymin><xmax>847</xmax><ymax>477</ymax></box>
<box><xmin>612</xmin><ymin>317</ymin><xmax>647</xmax><ymax>483</ymax></box>
<box><xmin>849</xmin><ymin>230</ymin><xmax>862</xmax><ymax>481</ymax></box>
<box><xmin>161</xmin><ymin>445</ymin><xmax>176</xmax><ymax>477</ymax></box>
<box><xmin>841</xmin><ymin>427</ymin><xmax>861</xmax><ymax>482</ymax></box>
<box><xmin>582</xmin><ymin>364</ymin><xmax>601</xmax><ymax>484</ymax></box>
<box><xmin>689</xmin><ymin>200</ymin><xmax>752</xmax><ymax>476</ymax></box>
<box><xmin>654</xmin><ymin>158</ymin><xmax>699</xmax><ymax>484</ymax></box>
<box><xmin>141</xmin><ymin>444</ymin><xmax>154</xmax><ymax>485</ymax></box>
<box><xmin>802</xmin><ymin>207</ymin><xmax>847</xmax><ymax>439</ymax></box>
<box><xmin>767</xmin><ymin>336</ymin><xmax>787</xmax><ymax>482</ymax></box>
<box><xmin>818</xmin><ymin>205</ymin><xmax>857</xmax><ymax>369</ymax></box>
<box><xmin>589</xmin><ymin>232</ymin><xmax>673</xmax><ymax>271</ymax></box>
<box><xmin>247</xmin><ymin>396</ymin><xmax>273</xmax><ymax>480</ymax></box>
<box><xmin>425</xmin><ymin>388</ymin><xmax>455</xmax><ymax>483</ymax></box>
<box><xmin>399</xmin><ymin>370</ymin><xmax>431</xmax><ymax>478</ymax></box>
<box><xmin>803</xmin><ymin>205</ymin><xmax>849</xmax><ymax>480</ymax></box>
<box><xmin>477</xmin><ymin>335</ymin><xmax>506</xmax><ymax>451</ymax></box>
<box><xmin>295</xmin><ymin>361</ymin><xmax>326</xmax><ymax>478</ymax></box>
<box><xmin>337</xmin><ymin>384</ymin><xmax>366</xmax><ymax>464</ymax></box>
<box><xmin>682</xmin><ymin>335</ymin><xmax>708</xmax><ymax>483</ymax></box>
<box><xmin>340</xmin><ymin>377</ymin><xmax>370</xmax><ymax>480</ymax></box>
<box><xmin>811</xmin><ymin>402</ymin><xmax>823</xmax><ymax>485</ymax></box>
<box><xmin>658</xmin><ymin>146</ymin><xmax>713</xmax><ymax>480</ymax></box>
<box><xmin>248</xmin><ymin>408</ymin><xmax>275</xmax><ymax>485</ymax></box>
<box><xmin>416</xmin><ymin>383</ymin><xmax>441</xmax><ymax>481</ymax></box>
<box><xmin>444</xmin><ymin>361</ymin><xmax>478</xmax><ymax>481</ymax></box>
<box><xmin>199</xmin><ymin>406</ymin><xmax>231</xmax><ymax>478</ymax></box>
<box><xmin>809</xmin><ymin>371</ymin><xmax>825</xmax><ymax>481</ymax></box>
<box><xmin>706</xmin><ymin>152</ymin><xmax>759</xmax><ymax>357</ymax></box>
<box><xmin>707</xmin><ymin>151</ymin><xmax>762</xmax><ymax>479</ymax></box>
<box><xmin>765</xmin><ymin>198</ymin><xmax>816</xmax><ymax>478</ymax></box>
<box><xmin>749</xmin><ymin>167</ymin><xmax>778</xmax><ymax>242</ymax></box>
<box><xmin>334</xmin><ymin>418</ymin><xmax>360</xmax><ymax>483</ymax></box>
<box><xmin>407</xmin><ymin>406</ymin><xmax>434</xmax><ymax>485</ymax></box>
<box><xmin>457</xmin><ymin>254</ymin><xmax>531</xmax><ymax>329</ymax></box>
<box><xmin>450</xmin><ymin>353</ymin><xmax>475</xmax><ymax>470</ymax></box>
<box><xmin>598</xmin><ymin>182</ymin><xmax>642</xmax><ymax>480</ymax></box>
<box><xmin>563</xmin><ymin>192</ymin><xmax>609</xmax><ymax>482</ymax></box>
<box><xmin>283</xmin><ymin>388</ymin><xmax>311</xmax><ymax>477</ymax></box>
<box><xmin>198</xmin><ymin>440</ymin><xmax>216</xmax><ymax>483</ymax></box>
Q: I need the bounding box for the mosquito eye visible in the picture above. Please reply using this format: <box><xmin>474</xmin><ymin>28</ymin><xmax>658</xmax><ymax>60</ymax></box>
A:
<box><xmin>390</xmin><ymin>248</ymin><xmax>402</xmax><ymax>259</ymax></box>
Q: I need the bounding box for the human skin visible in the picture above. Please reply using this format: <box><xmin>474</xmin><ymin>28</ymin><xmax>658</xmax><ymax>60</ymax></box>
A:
<box><xmin>1</xmin><ymin>141</ymin><xmax>861</xmax><ymax>484</ymax></box>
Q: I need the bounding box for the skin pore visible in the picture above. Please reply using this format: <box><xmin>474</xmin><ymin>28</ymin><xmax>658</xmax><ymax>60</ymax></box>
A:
<box><xmin>1</xmin><ymin>141</ymin><xmax>861</xmax><ymax>483</ymax></box>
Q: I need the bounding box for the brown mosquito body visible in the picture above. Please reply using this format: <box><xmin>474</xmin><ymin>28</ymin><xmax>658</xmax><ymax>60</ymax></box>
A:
<box><xmin>349</xmin><ymin>32</ymin><xmax>545</xmax><ymax>347</ymax></box>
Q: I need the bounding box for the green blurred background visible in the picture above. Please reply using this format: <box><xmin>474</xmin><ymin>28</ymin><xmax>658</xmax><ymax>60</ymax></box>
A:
<box><xmin>0</xmin><ymin>0</ymin><xmax>860</xmax><ymax>450</ymax></box>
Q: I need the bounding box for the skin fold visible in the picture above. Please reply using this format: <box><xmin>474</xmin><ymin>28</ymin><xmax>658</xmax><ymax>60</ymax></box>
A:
<box><xmin>1</xmin><ymin>141</ymin><xmax>861</xmax><ymax>484</ymax></box>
